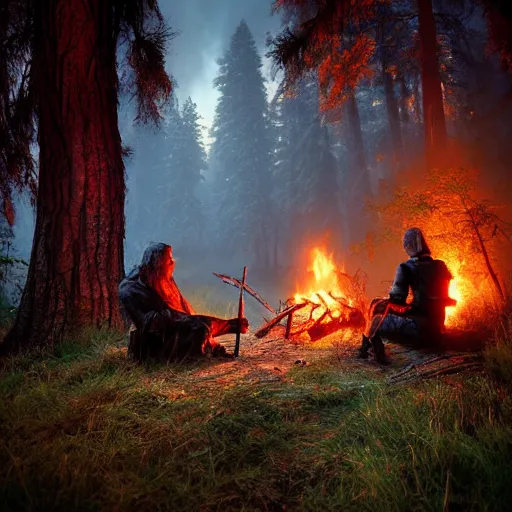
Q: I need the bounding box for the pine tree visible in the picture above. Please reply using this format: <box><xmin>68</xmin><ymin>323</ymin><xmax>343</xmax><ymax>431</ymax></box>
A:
<box><xmin>124</xmin><ymin>108</ymin><xmax>175</xmax><ymax>267</ymax></box>
<box><xmin>209</xmin><ymin>20</ymin><xmax>274</xmax><ymax>269</ymax></box>
<box><xmin>124</xmin><ymin>97</ymin><xmax>207</xmax><ymax>264</ymax></box>
<box><xmin>165</xmin><ymin>98</ymin><xmax>207</xmax><ymax>252</ymax></box>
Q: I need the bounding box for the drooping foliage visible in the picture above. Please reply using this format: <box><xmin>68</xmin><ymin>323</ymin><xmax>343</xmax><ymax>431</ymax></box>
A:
<box><xmin>0</xmin><ymin>1</ymin><xmax>37</xmax><ymax>225</ymax></box>
<box><xmin>0</xmin><ymin>0</ymin><xmax>173</xmax><ymax>225</ymax></box>
<box><xmin>270</xmin><ymin>0</ymin><xmax>378</xmax><ymax>113</ymax></box>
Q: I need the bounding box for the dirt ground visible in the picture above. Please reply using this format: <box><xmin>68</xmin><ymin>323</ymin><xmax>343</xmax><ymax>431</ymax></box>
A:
<box><xmin>163</xmin><ymin>326</ymin><xmax>484</xmax><ymax>392</ymax></box>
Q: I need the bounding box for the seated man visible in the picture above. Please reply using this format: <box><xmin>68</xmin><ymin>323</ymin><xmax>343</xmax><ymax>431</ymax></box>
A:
<box><xmin>358</xmin><ymin>227</ymin><xmax>455</xmax><ymax>364</ymax></box>
<box><xmin>119</xmin><ymin>243</ymin><xmax>249</xmax><ymax>362</ymax></box>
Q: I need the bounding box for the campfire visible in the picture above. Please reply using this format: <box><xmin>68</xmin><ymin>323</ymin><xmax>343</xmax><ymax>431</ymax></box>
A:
<box><xmin>254</xmin><ymin>248</ymin><xmax>366</xmax><ymax>341</ymax></box>
<box><xmin>289</xmin><ymin>248</ymin><xmax>366</xmax><ymax>340</ymax></box>
<box><xmin>254</xmin><ymin>246</ymin><xmax>469</xmax><ymax>341</ymax></box>
<box><xmin>220</xmin><ymin>243</ymin><xmax>481</xmax><ymax>345</ymax></box>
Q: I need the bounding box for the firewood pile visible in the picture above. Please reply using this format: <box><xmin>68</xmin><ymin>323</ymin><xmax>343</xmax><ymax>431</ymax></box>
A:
<box><xmin>255</xmin><ymin>268</ymin><xmax>367</xmax><ymax>342</ymax></box>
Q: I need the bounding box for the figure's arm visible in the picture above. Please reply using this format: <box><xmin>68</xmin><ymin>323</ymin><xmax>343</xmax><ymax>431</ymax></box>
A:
<box><xmin>442</xmin><ymin>261</ymin><xmax>453</xmax><ymax>281</ymax></box>
<box><xmin>389</xmin><ymin>264</ymin><xmax>410</xmax><ymax>305</ymax></box>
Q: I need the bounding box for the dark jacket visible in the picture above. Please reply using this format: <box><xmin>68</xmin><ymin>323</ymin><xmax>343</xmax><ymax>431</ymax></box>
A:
<box><xmin>119</xmin><ymin>271</ymin><xmax>193</xmax><ymax>329</ymax></box>
<box><xmin>389</xmin><ymin>255</ymin><xmax>453</xmax><ymax>325</ymax></box>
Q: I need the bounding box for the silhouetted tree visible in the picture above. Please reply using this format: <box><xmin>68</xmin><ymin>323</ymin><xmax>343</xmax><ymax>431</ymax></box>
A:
<box><xmin>418</xmin><ymin>0</ymin><xmax>448</xmax><ymax>168</ymax></box>
<box><xmin>273</xmin><ymin>80</ymin><xmax>341</xmax><ymax>256</ymax></box>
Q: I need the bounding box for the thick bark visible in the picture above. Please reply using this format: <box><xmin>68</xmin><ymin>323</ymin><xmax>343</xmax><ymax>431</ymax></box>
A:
<box><xmin>418</xmin><ymin>0</ymin><xmax>447</xmax><ymax>169</ymax></box>
<box><xmin>344</xmin><ymin>88</ymin><xmax>371</xmax><ymax>242</ymax></box>
<box><xmin>383</xmin><ymin>71</ymin><xmax>405</xmax><ymax>173</ymax></box>
<box><xmin>377</xmin><ymin>13</ymin><xmax>405</xmax><ymax>174</ymax></box>
<box><xmin>1</xmin><ymin>0</ymin><xmax>125</xmax><ymax>354</ymax></box>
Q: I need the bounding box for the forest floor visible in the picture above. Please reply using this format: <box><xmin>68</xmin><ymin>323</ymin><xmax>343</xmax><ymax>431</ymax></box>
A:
<box><xmin>1</xmin><ymin>323</ymin><xmax>512</xmax><ymax>511</ymax></box>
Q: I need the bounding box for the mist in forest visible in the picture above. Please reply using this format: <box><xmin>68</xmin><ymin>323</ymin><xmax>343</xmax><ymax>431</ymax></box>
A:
<box><xmin>7</xmin><ymin>0</ymin><xmax>512</xmax><ymax>317</ymax></box>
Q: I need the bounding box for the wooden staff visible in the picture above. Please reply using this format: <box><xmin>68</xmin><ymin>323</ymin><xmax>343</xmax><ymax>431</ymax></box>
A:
<box><xmin>234</xmin><ymin>266</ymin><xmax>247</xmax><ymax>357</ymax></box>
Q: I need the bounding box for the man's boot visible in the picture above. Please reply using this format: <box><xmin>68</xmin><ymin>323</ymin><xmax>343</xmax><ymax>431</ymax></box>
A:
<box><xmin>358</xmin><ymin>335</ymin><xmax>372</xmax><ymax>359</ymax></box>
<box><xmin>371</xmin><ymin>335</ymin><xmax>391</xmax><ymax>365</ymax></box>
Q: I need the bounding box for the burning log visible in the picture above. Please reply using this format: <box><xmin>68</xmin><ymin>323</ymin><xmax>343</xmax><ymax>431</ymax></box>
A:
<box><xmin>255</xmin><ymin>303</ymin><xmax>307</xmax><ymax>339</ymax></box>
<box><xmin>315</xmin><ymin>292</ymin><xmax>331</xmax><ymax>314</ymax></box>
<box><xmin>285</xmin><ymin>311</ymin><xmax>294</xmax><ymax>339</ymax></box>
<box><xmin>327</xmin><ymin>292</ymin><xmax>359</xmax><ymax>312</ymax></box>
<box><xmin>306</xmin><ymin>309</ymin><xmax>365</xmax><ymax>341</ymax></box>
<box><xmin>254</xmin><ymin>248</ymin><xmax>367</xmax><ymax>342</ymax></box>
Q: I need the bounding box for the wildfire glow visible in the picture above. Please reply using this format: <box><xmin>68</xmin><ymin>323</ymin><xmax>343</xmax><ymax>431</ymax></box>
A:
<box><xmin>440</xmin><ymin>255</ymin><xmax>470</xmax><ymax>328</ymax></box>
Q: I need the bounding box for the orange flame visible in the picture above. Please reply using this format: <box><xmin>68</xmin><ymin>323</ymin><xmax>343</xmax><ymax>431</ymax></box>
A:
<box><xmin>294</xmin><ymin>248</ymin><xmax>352</xmax><ymax>322</ymax></box>
<box><xmin>440</xmin><ymin>255</ymin><xmax>470</xmax><ymax>328</ymax></box>
<box><xmin>294</xmin><ymin>246</ymin><xmax>475</xmax><ymax>334</ymax></box>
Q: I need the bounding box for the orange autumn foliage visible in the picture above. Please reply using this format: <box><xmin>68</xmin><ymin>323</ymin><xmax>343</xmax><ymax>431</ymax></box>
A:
<box><xmin>272</xmin><ymin>0</ymin><xmax>383</xmax><ymax>111</ymax></box>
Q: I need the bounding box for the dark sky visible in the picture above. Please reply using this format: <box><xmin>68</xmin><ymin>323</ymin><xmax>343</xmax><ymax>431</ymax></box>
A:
<box><xmin>158</xmin><ymin>0</ymin><xmax>280</xmax><ymax>141</ymax></box>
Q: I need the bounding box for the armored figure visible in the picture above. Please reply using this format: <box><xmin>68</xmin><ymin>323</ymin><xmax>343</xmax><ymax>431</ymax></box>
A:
<box><xmin>359</xmin><ymin>228</ymin><xmax>455</xmax><ymax>364</ymax></box>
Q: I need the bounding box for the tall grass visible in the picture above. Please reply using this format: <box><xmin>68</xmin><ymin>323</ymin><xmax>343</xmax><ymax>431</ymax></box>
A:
<box><xmin>1</xmin><ymin>325</ymin><xmax>512</xmax><ymax>511</ymax></box>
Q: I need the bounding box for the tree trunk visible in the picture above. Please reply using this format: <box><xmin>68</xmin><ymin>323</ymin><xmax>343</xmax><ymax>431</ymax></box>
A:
<box><xmin>379</xmin><ymin>54</ymin><xmax>405</xmax><ymax>174</ymax></box>
<box><xmin>345</xmin><ymin>88</ymin><xmax>371</xmax><ymax>242</ymax></box>
<box><xmin>398</xmin><ymin>73</ymin><xmax>411</xmax><ymax>125</ymax></box>
<box><xmin>383</xmin><ymin>71</ymin><xmax>405</xmax><ymax>173</ymax></box>
<box><xmin>377</xmin><ymin>11</ymin><xmax>405</xmax><ymax>175</ymax></box>
<box><xmin>1</xmin><ymin>0</ymin><xmax>125</xmax><ymax>354</ymax></box>
<box><xmin>418</xmin><ymin>0</ymin><xmax>447</xmax><ymax>169</ymax></box>
<box><xmin>345</xmin><ymin>88</ymin><xmax>369</xmax><ymax>195</ymax></box>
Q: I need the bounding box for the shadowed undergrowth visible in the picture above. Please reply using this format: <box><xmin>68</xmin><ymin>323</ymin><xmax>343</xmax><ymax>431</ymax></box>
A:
<box><xmin>1</xmin><ymin>326</ymin><xmax>512</xmax><ymax>511</ymax></box>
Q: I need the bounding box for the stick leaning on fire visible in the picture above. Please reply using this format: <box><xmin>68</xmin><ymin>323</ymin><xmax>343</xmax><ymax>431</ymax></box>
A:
<box><xmin>213</xmin><ymin>270</ymin><xmax>308</xmax><ymax>355</ymax></box>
